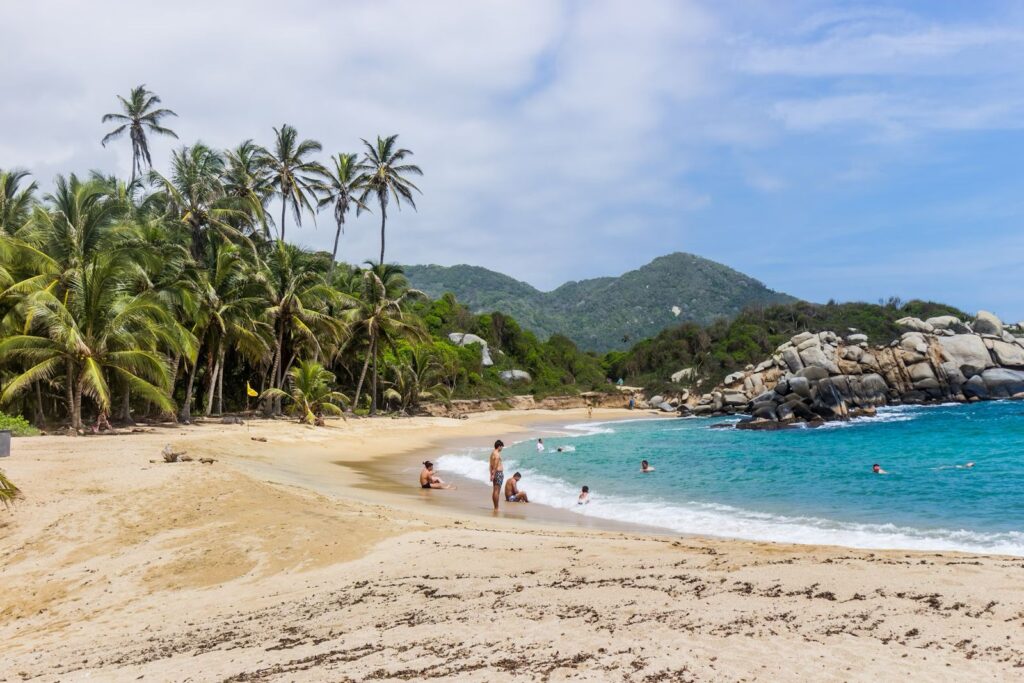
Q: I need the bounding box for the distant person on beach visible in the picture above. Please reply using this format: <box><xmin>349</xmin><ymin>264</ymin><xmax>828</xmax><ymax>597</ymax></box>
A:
<box><xmin>489</xmin><ymin>440</ymin><xmax>505</xmax><ymax>510</ymax></box>
<box><xmin>504</xmin><ymin>472</ymin><xmax>529</xmax><ymax>503</ymax></box>
<box><xmin>536</xmin><ymin>438</ymin><xmax>545</xmax><ymax>453</ymax></box>
<box><xmin>578</xmin><ymin>486</ymin><xmax>590</xmax><ymax>505</ymax></box>
<box><xmin>628</xmin><ymin>397</ymin><xmax>635</xmax><ymax>410</ymax></box>
<box><xmin>641</xmin><ymin>459</ymin><xmax>655</xmax><ymax>473</ymax></box>
<box><xmin>419</xmin><ymin>461</ymin><xmax>454</xmax><ymax>490</ymax></box>
<box><xmin>587</xmin><ymin>406</ymin><xmax>593</xmax><ymax>419</ymax></box>
<box><xmin>872</xmin><ymin>463</ymin><xmax>888</xmax><ymax>474</ymax></box>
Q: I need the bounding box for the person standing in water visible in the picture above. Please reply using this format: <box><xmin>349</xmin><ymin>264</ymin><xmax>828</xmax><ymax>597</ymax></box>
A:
<box><xmin>536</xmin><ymin>438</ymin><xmax>545</xmax><ymax>453</ymax></box>
<box><xmin>489</xmin><ymin>440</ymin><xmax>505</xmax><ymax>510</ymax></box>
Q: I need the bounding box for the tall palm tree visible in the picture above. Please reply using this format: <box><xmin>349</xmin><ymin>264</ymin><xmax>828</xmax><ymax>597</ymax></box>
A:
<box><xmin>261</xmin><ymin>125</ymin><xmax>323</xmax><ymax>243</ymax></box>
<box><xmin>355</xmin><ymin>135</ymin><xmax>422</xmax><ymax>265</ymax></box>
<box><xmin>262</xmin><ymin>243</ymin><xmax>349</xmax><ymax>414</ymax></box>
<box><xmin>347</xmin><ymin>263</ymin><xmax>425</xmax><ymax>414</ymax></box>
<box><xmin>223</xmin><ymin>140</ymin><xmax>274</xmax><ymax>238</ymax></box>
<box><xmin>0</xmin><ymin>168</ymin><xmax>37</xmax><ymax>234</ymax></box>
<box><xmin>149</xmin><ymin>143</ymin><xmax>247</xmax><ymax>259</ymax></box>
<box><xmin>101</xmin><ymin>85</ymin><xmax>178</xmax><ymax>185</ymax></box>
<box><xmin>316</xmin><ymin>153</ymin><xmax>367</xmax><ymax>279</ymax></box>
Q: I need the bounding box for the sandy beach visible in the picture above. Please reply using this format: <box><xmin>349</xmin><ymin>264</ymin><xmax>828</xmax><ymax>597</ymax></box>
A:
<box><xmin>2</xmin><ymin>410</ymin><xmax>1024</xmax><ymax>682</ymax></box>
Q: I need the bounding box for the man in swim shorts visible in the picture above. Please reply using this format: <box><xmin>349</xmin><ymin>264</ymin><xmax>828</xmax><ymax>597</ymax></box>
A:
<box><xmin>419</xmin><ymin>461</ymin><xmax>452</xmax><ymax>489</ymax></box>
<box><xmin>489</xmin><ymin>440</ymin><xmax>505</xmax><ymax>510</ymax></box>
<box><xmin>504</xmin><ymin>472</ymin><xmax>529</xmax><ymax>503</ymax></box>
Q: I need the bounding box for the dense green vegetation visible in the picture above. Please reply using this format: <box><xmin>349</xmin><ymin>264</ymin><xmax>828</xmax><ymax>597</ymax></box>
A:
<box><xmin>404</xmin><ymin>252</ymin><xmax>796</xmax><ymax>352</ymax></box>
<box><xmin>0</xmin><ymin>86</ymin><xmax>610</xmax><ymax>434</ymax></box>
<box><xmin>605</xmin><ymin>298</ymin><xmax>969</xmax><ymax>394</ymax></box>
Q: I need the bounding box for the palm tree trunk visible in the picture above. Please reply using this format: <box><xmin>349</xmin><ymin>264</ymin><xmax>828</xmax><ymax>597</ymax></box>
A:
<box><xmin>370</xmin><ymin>341</ymin><xmax>379</xmax><ymax>416</ymax></box>
<box><xmin>179</xmin><ymin>363</ymin><xmax>196</xmax><ymax>423</ymax></box>
<box><xmin>280</xmin><ymin>198</ymin><xmax>287</xmax><ymax>243</ymax></box>
<box><xmin>379</xmin><ymin>204</ymin><xmax>387</xmax><ymax>265</ymax></box>
<box><xmin>65</xmin><ymin>359</ymin><xmax>76</xmax><ymax>430</ymax></box>
<box><xmin>73</xmin><ymin>377</ymin><xmax>84</xmax><ymax>432</ymax></box>
<box><xmin>328</xmin><ymin>217</ymin><xmax>342</xmax><ymax>281</ymax></box>
<box><xmin>216</xmin><ymin>348</ymin><xmax>225</xmax><ymax>415</ymax></box>
<box><xmin>270</xmin><ymin>322</ymin><xmax>285</xmax><ymax>414</ymax></box>
<box><xmin>34</xmin><ymin>381</ymin><xmax>45</xmax><ymax>426</ymax></box>
<box><xmin>118</xmin><ymin>378</ymin><xmax>133</xmax><ymax>424</ymax></box>
<box><xmin>205</xmin><ymin>348</ymin><xmax>221</xmax><ymax>415</ymax></box>
<box><xmin>352</xmin><ymin>340</ymin><xmax>372</xmax><ymax>413</ymax></box>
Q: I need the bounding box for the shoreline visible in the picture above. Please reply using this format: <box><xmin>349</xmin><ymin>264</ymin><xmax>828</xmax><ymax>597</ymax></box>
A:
<box><xmin>3</xmin><ymin>409</ymin><xmax>1024</xmax><ymax>680</ymax></box>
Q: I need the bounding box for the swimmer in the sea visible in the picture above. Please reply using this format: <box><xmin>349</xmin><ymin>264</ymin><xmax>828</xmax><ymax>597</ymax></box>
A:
<box><xmin>578</xmin><ymin>485</ymin><xmax>590</xmax><ymax>505</ymax></box>
<box><xmin>641</xmin><ymin>459</ymin><xmax>655</xmax><ymax>473</ymax></box>
<box><xmin>872</xmin><ymin>463</ymin><xmax>888</xmax><ymax>474</ymax></box>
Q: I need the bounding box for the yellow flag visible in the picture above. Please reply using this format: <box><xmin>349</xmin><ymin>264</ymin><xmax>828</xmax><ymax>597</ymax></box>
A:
<box><xmin>246</xmin><ymin>381</ymin><xmax>258</xmax><ymax>397</ymax></box>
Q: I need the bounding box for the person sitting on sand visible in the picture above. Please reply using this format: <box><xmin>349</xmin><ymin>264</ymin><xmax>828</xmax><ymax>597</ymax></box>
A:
<box><xmin>578</xmin><ymin>485</ymin><xmax>590</xmax><ymax>505</ymax></box>
<box><xmin>536</xmin><ymin>438</ymin><xmax>545</xmax><ymax>453</ymax></box>
<box><xmin>872</xmin><ymin>463</ymin><xmax>888</xmax><ymax>474</ymax></box>
<box><xmin>419</xmin><ymin>461</ymin><xmax>453</xmax><ymax>489</ymax></box>
<box><xmin>641</xmin><ymin>459</ymin><xmax>655</xmax><ymax>473</ymax></box>
<box><xmin>504</xmin><ymin>472</ymin><xmax>529</xmax><ymax>503</ymax></box>
<box><xmin>489</xmin><ymin>440</ymin><xmax>505</xmax><ymax>510</ymax></box>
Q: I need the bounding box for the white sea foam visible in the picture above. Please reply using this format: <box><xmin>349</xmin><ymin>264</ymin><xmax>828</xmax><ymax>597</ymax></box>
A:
<box><xmin>435</xmin><ymin>452</ymin><xmax>1024</xmax><ymax>556</ymax></box>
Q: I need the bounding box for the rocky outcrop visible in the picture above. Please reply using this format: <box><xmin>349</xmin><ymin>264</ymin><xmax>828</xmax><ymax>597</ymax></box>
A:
<box><xmin>499</xmin><ymin>369</ymin><xmax>532</xmax><ymax>383</ymax></box>
<box><xmin>448</xmin><ymin>332</ymin><xmax>494</xmax><ymax>366</ymax></box>
<box><xmin>687</xmin><ymin>310</ymin><xmax>1024</xmax><ymax>429</ymax></box>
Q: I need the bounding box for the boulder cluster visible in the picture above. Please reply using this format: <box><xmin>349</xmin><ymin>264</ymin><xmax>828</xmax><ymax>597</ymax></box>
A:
<box><xmin>682</xmin><ymin>311</ymin><xmax>1024</xmax><ymax>429</ymax></box>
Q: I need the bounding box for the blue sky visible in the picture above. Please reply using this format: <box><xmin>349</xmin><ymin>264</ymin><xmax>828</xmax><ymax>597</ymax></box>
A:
<box><xmin>2</xmin><ymin>0</ymin><xmax>1022</xmax><ymax>321</ymax></box>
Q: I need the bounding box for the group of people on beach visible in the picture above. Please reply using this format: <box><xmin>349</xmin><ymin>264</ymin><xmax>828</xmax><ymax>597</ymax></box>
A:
<box><xmin>420</xmin><ymin>438</ymin><xmax>657</xmax><ymax>511</ymax></box>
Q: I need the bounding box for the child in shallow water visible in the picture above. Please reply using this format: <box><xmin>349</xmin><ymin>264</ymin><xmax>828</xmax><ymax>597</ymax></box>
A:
<box><xmin>578</xmin><ymin>486</ymin><xmax>590</xmax><ymax>505</ymax></box>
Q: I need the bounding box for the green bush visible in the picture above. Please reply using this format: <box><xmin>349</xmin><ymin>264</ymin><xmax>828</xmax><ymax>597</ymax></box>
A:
<box><xmin>0</xmin><ymin>412</ymin><xmax>40</xmax><ymax>437</ymax></box>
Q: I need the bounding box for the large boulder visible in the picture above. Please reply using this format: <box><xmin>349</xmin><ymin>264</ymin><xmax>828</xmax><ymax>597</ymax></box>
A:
<box><xmin>980</xmin><ymin>368</ymin><xmax>1024</xmax><ymax>397</ymax></box>
<box><xmin>986</xmin><ymin>339</ymin><xmax>1024</xmax><ymax>368</ymax></box>
<box><xmin>787</xmin><ymin>376</ymin><xmax>812</xmax><ymax>398</ymax></box>
<box><xmin>899</xmin><ymin>332</ymin><xmax>929</xmax><ymax>355</ymax></box>
<box><xmin>781</xmin><ymin>347</ymin><xmax>804</xmax><ymax>373</ymax></box>
<box><xmin>790</xmin><ymin>331</ymin><xmax>816</xmax><ymax>346</ymax></box>
<box><xmin>723</xmin><ymin>371</ymin><xmax>745</xmax><ymax>386</ymax></box>
<box><xmin>937</xmin><ymin>334</ymin><xmax>995</xmax><ymax>377</ymax></box>
<box><xmin>796</xmin><ymin>366</ymin><xmax>829</xmax><ymax>382</ymax></box>
<box><xmin>798</xmin><ymin>345</ymin><xmax>840</xmax><ymax>374</ymax></box>
<box><xmin>908</xmin><ymin>362</ymin><xmax>936</xmax><ymax>383</ymax></box>
<box><xmin>498</xmin><ymin>369</ymin><xmax>531</xmax><ymax>383</ymax></box>
<box><xmin>974</xmin><ymin>311</ymin><xmax>1003</xmax><ymax>336</ymax></box>
<box><xmin>896</xmin><ymin>317</ymin><xmax>934</xmax><ymax>334</ymax></box>
<box><xmin>671</xmin><ymin>367</ymin><xmax>696</xmax><ymax>383</ymax></box>
<box><xmin>449</xmin><ymin>332</ymin><xmax>494</xmax><ymax>366</ymax></box>
<box><xmin>926</xmin><ymin>315</ymin><xmax>968</xmax><ymax>333</ymax></box>
<box><xmin>962</xmin><ymin>374</ymin><xmax>989</xmax><ymax>399</ymax></box>
<box><xmin>845</xmin><ymin>333</ymin><xmax>868</xmax><ymax>344</ymax></box>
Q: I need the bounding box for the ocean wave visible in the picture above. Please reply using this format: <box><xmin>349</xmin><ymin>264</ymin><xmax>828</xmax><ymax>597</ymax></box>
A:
<box><xmin>434</xmin><ymin>453</ymin><xmax>1024</xmax><ymax>556</ymax></box>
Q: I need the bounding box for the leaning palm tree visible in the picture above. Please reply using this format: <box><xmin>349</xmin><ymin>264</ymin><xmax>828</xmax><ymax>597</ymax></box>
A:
<box><xmin>101</xmin><ymin>85</ymin><xmax>178</xmax><ymax>185</ymax></box>
<box><xmin>260</xmin><ymin>359</ymin><xmax>348</xmax><ymax>424</ymax></box>
<box><xmin>261</xmin><ymin>125</ymin><xmax>324</xmax><ymax>243</ymax></box>
<box><xmin>355</xmin><ymin>135</ymin><xmax>422</xmax><ymax>265</ymax></box>
<box><xmin>0</xmin><ymin>168</ymin><xmax>37</xmax><ymax>234</ymax></box>
<box><xmin>347</xmin><ymin>263</ymin><xmax>426</xmax><ymax>414</ymax></box>
<box><xmin>316</xmin><ymin>153</ymin><xmax>367</xmax><ymax>279</ymax></box>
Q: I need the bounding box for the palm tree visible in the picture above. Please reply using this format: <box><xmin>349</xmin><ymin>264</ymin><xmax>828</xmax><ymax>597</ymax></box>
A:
<box><xmin>149</xmin><ymin>143</ymin><xmax>247</xmax><ymax>259</ymax></box>
<box><xmin>347</xmin><ymin>263</ymin><xmax>425</xmax><ymax>414</ymax></box>
<box><xmin>260</xmin><ymin>359</ymin><xmax>348</xmax><ymax>424</ymax></box>
<box><xmin>262</xmin><ymin>243</ymin><xmax>349</xmax><ymax>414</ymax></box>
<box><xmin>383</xmin><ymin>345</ymin><xmax>449</xmax><ymax>413</ymax></box>
<box><xmin>316</xmin><ymin>153</ymin><xmax>367</xmax><ymax>279</ymax></box>
<box><xmin>101</xmin><ymin>85</ymin><xmax>179</xmax><ymax>185</ymax></box>
<box><xmin>223</xmin><ymin>140</ymin><xmax>274</xmax><ymax>238</ymax></box>
<box><xmin>355</xmin><ymin>135</ymin><xmax>422</xmax><ymax>265</ymax></box>
<box><xmin>0</xmin><ymin>168</ymin><xmax>37</xmax><ymax>234</ymax></box>
<box><xmin>261</xmin><ymin>125</ymin><xmax>323</xmax><ymax>243</ymax></box>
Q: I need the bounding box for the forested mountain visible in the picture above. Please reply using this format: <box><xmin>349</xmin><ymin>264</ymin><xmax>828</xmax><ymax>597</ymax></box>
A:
<box><xmin>404</xmin><ymin>253</ymin><xmax>796</xmax><ymax>351</ymax></box>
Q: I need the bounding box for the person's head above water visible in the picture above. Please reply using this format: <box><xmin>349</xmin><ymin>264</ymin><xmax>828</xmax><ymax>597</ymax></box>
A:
<box><xmin>872</xmin><ymin>463</ymin><xmax>880</xmax><ymax>473</ymax></box>
<box><xmin>641</xmin><ymin>460</ymin><xmax>649</xmax><ymax>468</ymax></box>
<box><xmin>494</xmin><ymin>439</ymin><xmax>504</xmax><ymax>450</ymax></box>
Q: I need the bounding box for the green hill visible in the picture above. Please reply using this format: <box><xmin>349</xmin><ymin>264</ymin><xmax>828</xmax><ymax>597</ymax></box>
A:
<box><xmin>403</xmin><ymin>253</ymin><xmax>796</xmax><ymax>351</ymax></box>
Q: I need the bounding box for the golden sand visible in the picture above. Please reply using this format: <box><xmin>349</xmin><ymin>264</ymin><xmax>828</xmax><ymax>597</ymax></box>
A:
<box><xmin>2</xmin><ymin>410</ymin><xmax>1023</xmax><ymax>681</ymax></box>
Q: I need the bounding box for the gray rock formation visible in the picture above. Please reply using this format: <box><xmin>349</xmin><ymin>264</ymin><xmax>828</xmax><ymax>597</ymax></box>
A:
<box><xmin>449</xmin><ymin>332</ymin><xmax>494</xmax><ymax>367</ymax></box>
<box><xmin>498</xmin><ymin>369</ymin><xmax>531</xmax><ymax>383</ymax></box>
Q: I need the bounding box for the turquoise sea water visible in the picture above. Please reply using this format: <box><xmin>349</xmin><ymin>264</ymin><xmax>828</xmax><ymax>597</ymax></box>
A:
<box><xmin>437</xmin><ymin>401</ymin><xmax>1024</xmax><ymax>554</ymax></box>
